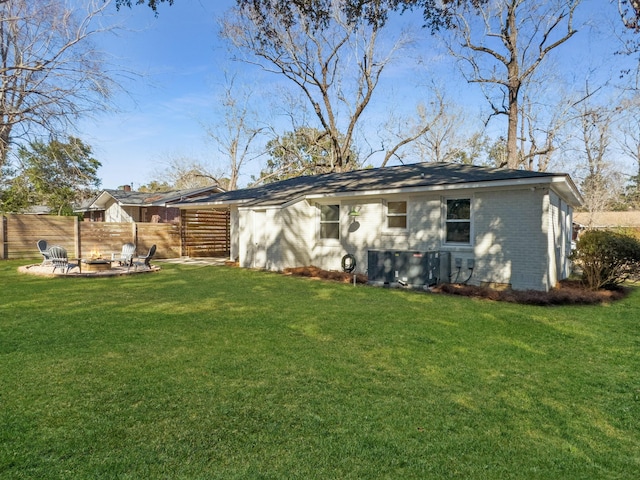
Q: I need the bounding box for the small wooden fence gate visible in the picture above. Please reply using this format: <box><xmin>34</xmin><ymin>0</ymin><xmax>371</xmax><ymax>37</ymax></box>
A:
<box><xmin>180</xmin><ymin>209</ymin><xmax>230</xmax><ymax>257</ymax></box>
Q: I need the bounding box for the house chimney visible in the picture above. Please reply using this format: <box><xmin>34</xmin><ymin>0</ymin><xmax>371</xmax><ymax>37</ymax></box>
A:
<box><xmin>119</xmin><ymin>184</ymin><xmax>132</xmax><ymax>192</ymax></box>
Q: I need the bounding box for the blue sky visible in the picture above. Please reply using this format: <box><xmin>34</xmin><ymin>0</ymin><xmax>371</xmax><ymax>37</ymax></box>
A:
<box><xmin>81</xmin><ymin>0</ymin><xmax>237</xmax><ymax>189</ymax></box>
<box><xmin>80</xmin><ymin>0</ymin><xmax>638</xmax><ymax>190</ymax></box>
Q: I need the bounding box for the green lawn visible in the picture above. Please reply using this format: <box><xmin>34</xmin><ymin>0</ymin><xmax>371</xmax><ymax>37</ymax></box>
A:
<box><xmin>1</xmin><ymin>259</ymin><xmax>639</xmax><ymax>479</ymax></box>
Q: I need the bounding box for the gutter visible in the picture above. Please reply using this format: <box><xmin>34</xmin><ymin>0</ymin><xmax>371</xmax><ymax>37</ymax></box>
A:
<box><xmin>172</xmin><ymin>173</ymin><xmax>583</xmax><ymax>210</ymax></box>
<box><xmin>173</xmin><ymin>198</ymin><xmax>253</xmax><ymax>209</ymax></box>
<box><xmin>304</xmin><ymin>175</ymin><xmax>583</xmax><ymax>207</ymax></box>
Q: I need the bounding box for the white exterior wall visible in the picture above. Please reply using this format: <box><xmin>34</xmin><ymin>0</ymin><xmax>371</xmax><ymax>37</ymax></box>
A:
<box><xmin>547</xmin><ymin>190</ymin><xmax>573</xmax><ymax>284</ymax></box>
<box><xmin>238</xmin><ymin>208</ymin><xmax>273</xmax><ymax>269</ymax></box>
<box><xmin>238</xmin><ymin>202</ymin><xmax>315</xmax><ymax>270</ymax></box>
<box><xmin>310</xmin><ymin>200</ymin><xmax>362</xmax><ymax>272</ymax></box>
<box><xmin>229</xmin><ymin>206</ymin><xmax>240</xmax><ymax>262</ymax></box>
<box><xmin>277</xmin><ymin>201</ymin><xmax>314</xmax><ymax>269</ymax></box>
<box><xmin>237</xmin><ymin>208</ymin><xmax>252</xmax><ymax>268</ymax></box>
<box><xmin>235</xmin><ymin>185</ymin><xmax>573</xmax><ymax>291</ymax></box>
<box><xmin>104</xmin><ymin>199</ymin><xmax>135</xmax><ymax>223</ymax></box>
<box><xmin>472</xmin><ymin>188</ymin><xmax>550</xmax><ymax>291</ymax></box>
<box><xmin>548</xmin><ymin>191</ymin><xmax>560</xmax><ymax>287</ymax></box>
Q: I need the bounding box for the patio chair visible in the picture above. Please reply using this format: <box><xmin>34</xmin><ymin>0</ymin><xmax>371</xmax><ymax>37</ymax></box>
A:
<box><xmin>119</xmin><ymin>242</ymin><xmax>136</xmax><ymax>270</ymax></box>
<box><xmin>49</xmin><ymin>246</ymin><xmax>76</xmax><ymax>274</ymax></box>
<box><xmin>134</xmin><ymin>244</ymin><xmax>156</xmax><ymax>270</ymax></box>
<box><xmin>37</xmin><ymin>239</ymin><xmax>51</xmax><ymax>265</ymax></box>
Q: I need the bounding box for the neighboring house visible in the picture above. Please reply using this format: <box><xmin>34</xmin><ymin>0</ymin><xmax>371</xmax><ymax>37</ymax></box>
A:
<box><xmin>573</xmin><ymin>211</ymin><xmax>640</xmax><ymax>230</ymax></box>
<box><xmin>175</xmin><ymin>162</ymin><xmax>582</xmax><ymax>291</ymax></box>
<box><xmin>21</xmin><ymin>205</ymin><xmax>53</xmax><ymax>215</ymax></box>
<box><xmin>572</xmin><ymin>211</ymin><xmax>640</xmax><ymax>244</ymax></box>
<box><xmin>76</xmin><ymin>185</ymin><xmax>224</xmax><ymax>223</ymax></box>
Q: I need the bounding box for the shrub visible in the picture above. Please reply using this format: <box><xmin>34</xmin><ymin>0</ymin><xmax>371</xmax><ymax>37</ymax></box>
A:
<box><xmin>572</xmin><ymin>229</ymin><xmax>640</xmax><ymax>290</ymax></box>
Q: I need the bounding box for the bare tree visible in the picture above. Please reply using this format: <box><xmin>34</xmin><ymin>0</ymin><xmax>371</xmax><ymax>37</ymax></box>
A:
<box><xmin>375</xmin><ymin>91</ymin><xmax>448</xmax><ymax>166</ymax></box>
<box><xmin>150</xmin><ymin>153</ymin><xmax>225</xmax><ymax>190</ymax></box>
<box><xmin>517</xmin><ymin>80</ymin><xmax>576</xmax><ymax>172</ymax></box>
<box><xmin>618</xmin><ymin>0</ymin><xmax>640</xmax><ymax>31</ymax></box>
<box><xmin>113</xmin><ymin>0</ymin><xmax>174</xmax><ymax>14</ymax></box>
<box><xmin>0</xmin><ymin>0</ymin><xmax>117</xmax><ymax>170</ymax></box>
<box><xmin>257</xmin><ymin>126</ymin><xmax>357</xmax><ymax>184</ymax></box>
<box><xmin>616</xmin><ymin>97</ymin><xmax>640</xmax><ymax>205</ymax></box>
<box><xmin>205</xmin><ymin>76</ymin><xmax>265</xmax><ymax>190</ymax></box>
<box><xmin>573</xmin><ymin>100</ymin><xmax>625</xmax><ymax>215</ymax></box>
<box><xmin>443</xmin><ymin>0</ymin><xmax>580</xmax><ymax>169</ymax></box>
<box><xmin>222</xmin><ymin>0</ymin><xmax>417</xmax><ymax>173</ymax></box>
<box><xmin>400</xmin><ymin>84</ymin><xmax>477</xmax><ymax>164</ymax></box>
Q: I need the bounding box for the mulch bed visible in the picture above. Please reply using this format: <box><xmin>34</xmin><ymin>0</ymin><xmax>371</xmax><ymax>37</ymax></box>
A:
<box><xmin>282</xmin><ymin>266</ymin><xmax>630</xmax><ymax>305</ymax></box>
<box><xmin>431</xmin><ymin>280</ymin><xmax>629</xmax><ymax>306</ymax></box>
<box><xmin>283</xmin><ymin>266</ymin><xmax>368</xmax><ymax>284</ymax></box>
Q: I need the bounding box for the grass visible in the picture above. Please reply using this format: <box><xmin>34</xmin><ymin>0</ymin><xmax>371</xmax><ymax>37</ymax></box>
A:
<box><xmin>1</xmin><ymin>259</ymin><xmax>639</xmax><ymax>479</ymax></box>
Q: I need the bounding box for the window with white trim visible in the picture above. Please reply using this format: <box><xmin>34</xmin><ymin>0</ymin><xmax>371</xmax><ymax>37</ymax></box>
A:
<box><xmin>387</xmin><ymin>201</ymin><xmax>407</xmax><ymax>229</ymax></box>
<box><xmin>319</xmin><ymin>204</ymin><xmax>340</xmax><ymax>239</ymax></box>
<box><xmin>445</xmin><ymin>198</ymin><xmax>471</xmax><ymax>244</ymax></box>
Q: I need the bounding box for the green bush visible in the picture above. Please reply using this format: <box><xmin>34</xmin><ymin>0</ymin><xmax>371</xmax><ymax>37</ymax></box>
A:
<box><xmin>572</xmin><ymin>229</ymin><xmax>640</xmax><ymax>290</ymax></box>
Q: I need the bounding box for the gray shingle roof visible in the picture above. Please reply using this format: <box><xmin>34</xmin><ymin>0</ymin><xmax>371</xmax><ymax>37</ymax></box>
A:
<box><xmin>76</xmin><ymin>185</ymin><xmax>224</xmax><ymax>212</ymax></box>
<box><xmin>177</xmin><ymin>162</ymin><xmax>581</xmax><ymax>208</ymax></box>
<box><xmin>106</xmin><ymin>185</ymin><xmax>223</xmax><ymax>206</ymax></box>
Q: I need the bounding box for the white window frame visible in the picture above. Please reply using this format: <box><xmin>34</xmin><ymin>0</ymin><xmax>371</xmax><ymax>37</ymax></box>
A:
<box><xmin>318</xmin><ymin>203</ymin><xmax>340</xmax><ymax>240</ymax></box>
<box><xmin>444</xmin><ymin>197</ymin><xmax>472</xmax><ymax>245</ymax></box>
<box><xmin>386</xmin><ymin>200</ymin><xmax>408</xmax><ymax>230</ymax></box>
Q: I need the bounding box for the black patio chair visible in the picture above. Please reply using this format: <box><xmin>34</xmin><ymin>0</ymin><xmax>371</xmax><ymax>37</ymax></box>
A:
<box><xmin>134</xmin><ymin>244</ymin><xmax>156</xmax><ymax>271</ymax></box>
<box><xmin>37</xmin><ymin>239</ymin><xmax>51</xmax><ymax>265</ymax></box>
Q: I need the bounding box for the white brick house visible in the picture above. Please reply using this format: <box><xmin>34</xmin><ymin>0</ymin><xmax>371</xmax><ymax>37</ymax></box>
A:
<box><xmin>176</xmin><ymin>163</ymin><xmax>582</xmax><ymax>291</ymax></box>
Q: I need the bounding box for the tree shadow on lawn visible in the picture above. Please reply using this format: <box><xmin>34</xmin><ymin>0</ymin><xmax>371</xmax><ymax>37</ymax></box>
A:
<box><xmin>282</xmin><ymin>266</ymin><xmax>631</xmax><ymax>306</ymax></box>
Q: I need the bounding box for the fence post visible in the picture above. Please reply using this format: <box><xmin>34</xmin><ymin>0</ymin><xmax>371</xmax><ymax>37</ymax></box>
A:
<box><xmin>0</xmin><ymin>215</ymin><xmax>6</xmax><ymax>259</ymax></box>
<box><xmin>180</xmin><ymin>210</ymin><xmax>185</xmax><ymax>257</ymax></box>
<box><xmin>132</xmin><ymin>222</ymin><xmax>138</xmax><ymax>248</ymax></box>
<box><xmin>74</xmin><ymin>216</ymin><xmax>80</xmax><ymax>259</ymax></box>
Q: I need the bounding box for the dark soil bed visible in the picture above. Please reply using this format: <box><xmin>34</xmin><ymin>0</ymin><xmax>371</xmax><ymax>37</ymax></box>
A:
<box><xmin>431</xmin><ymin>280</ymin><xmax>629</xmax><ymax>305</ymax></box>
<box><xmin>283</xmin><ymin>266</ymin><xmax>368</xmax><ymax>284</ymax></box>
<box><xmin>282</xmin><ymin>266</ymin><xmax>629</xmax><ymax>305</ymax></box>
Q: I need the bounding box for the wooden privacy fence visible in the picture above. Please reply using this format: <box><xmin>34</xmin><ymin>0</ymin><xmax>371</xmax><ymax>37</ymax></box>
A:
<box><xmin>181</xmin><ymin>209</ymin><xmax>231</xmax><ymax>257</ymax></box>
<box><xmin>0</xmin><ymin>212</ymin><xmax>230</xmax><ymax>260</ymax></box>
<box><xmin>1</xmin><ymin>215</ymin><xmax>81</xmax><ymax>259</ymax></box>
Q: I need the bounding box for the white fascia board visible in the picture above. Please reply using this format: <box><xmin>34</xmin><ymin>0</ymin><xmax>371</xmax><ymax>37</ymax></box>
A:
<box><xmin>89</xmin><ymin>191</ymin><xmax>116</xmax><ymax>209</ymax></box>
<box><xmin>173</xmin><ymin>199</ymin><xmax>250</xmax><ymax>209</ymax></box>
<box><xmin>548</xmin><ymin>176</ymin><xmax>583</xmax><ymax>206</ymax></box>
<box><xmin>304</xmin><ymin>176</ymin><xmax>583</xmax><ymax>206</ymax></box>
<box><xmin>238</xmin><ymin>204</ymin><xmax>282</xmax><ymax>212</ymax></box>
<box><xmin>235</xmin><ymin>196</ymin><xmax>306</xmax><ymax>212</ymax></box>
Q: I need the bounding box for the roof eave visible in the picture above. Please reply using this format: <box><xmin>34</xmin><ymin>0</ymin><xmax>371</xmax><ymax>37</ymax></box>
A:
<box><xmin>304</xmin><ymin>175</ymin><xmax>583</xmax><ymax>205</ymax></box>
<box><xmin>172</xmin><ymin>173</ymin><xmax>584</xmax><ymax>210</ymax></box>
<box><xmin>173</xmin><ymin>198</ymin><xmax>250</xmax><ymax>209</ymax></box>
<box><xmin>82</xmin><ymin>190</ymin><xmax>115</xmax><ymax>210</ymax></box>
<box><xmin>549</xmin><ymin>175</ymin><xmax>583</xmax><ymax>207</ymax></box>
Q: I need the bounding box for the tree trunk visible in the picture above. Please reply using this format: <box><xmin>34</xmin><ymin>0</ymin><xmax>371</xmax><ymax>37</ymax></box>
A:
<box><xmin>506</xmin><ymin>85</ymin><xmax>519</xmax><ymax>169</ymax></box>
<box><xmin>505</xmin><ymin>3</ymin><xmax>520</xmax><ymax>170</ymax></box>
<box><xmin>0</xmin><ymin>125</ymin><xmax>11</xmax><ymax>171</ymax></box>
